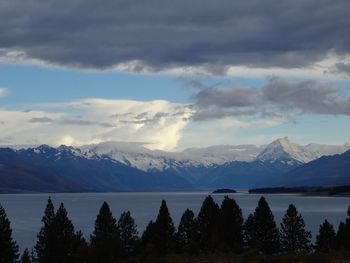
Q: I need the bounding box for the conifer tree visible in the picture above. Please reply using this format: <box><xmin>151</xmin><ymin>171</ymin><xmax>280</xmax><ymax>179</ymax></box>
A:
<box><xmin>72</xmin><ymin>231</ymin><xmax>89</xmax><ymax>263</ymax></box>
<box><xmin>90</xmin><ymin>201</ymin><xmax>120</xmax><ymax>262</ymax></box>
<box><xmin>176</xmin><ymin>209</ymin><xmax>199</xmax><ymax>252</ymax></box>
<box><xmin>141</xmin><ymin>220</ymin><xmax>156</xmax><ymax>249</ymax></box>
<box><xmin>51</xmin><ymin>203</ymin><xmax>81</xmax><ymax>263</ymax></box>
<box><xmin>280</xmin><ymin>204</ymin><xmax>311</xmax><ymax>254</ymax></box>
<box><xmin>316</xmin><ymin>219</ymin><xmax>336</xmax><ymax>252</ymax></box>
<box><xmin>152</xmin><ymin>200</ymin><xmax>176</xmax><ymax>253</ymax></box>
<box><xmin>243</xmin><ymin>213</ymin><xmax>255</xmax><ymax>248</ymax></box>
<box><xmin>220</xmin><ymin>196</ymin><xmax>244</xmax><ymax>251</ymax></box>
<box><xmin>336</xmin><ymin>206</ymin><xmax>350</xmax><ymax>250</ymax></box>
<box><xmin>252</xmin><ymin>197</ymin><xmax>280</xmax><ymax>254</ymax></box>
<box><xmin>197</xmin><ymin>195</ymin><xmax>220</xmax><ymax>251</ymax></box>
<box><xmin>21</xmin><ymin>248</ymin><xmax>31</xmax><ymax>263</ymax></box>
<box><xmin>0</xmin><ymin>205</ymin><xmax>19</xmax><ymax>263</ymax></box>
<box><xmin>34</xmin><ymin>197</ymin><xmax>55</xmax><ymax>263</ymax></box>
<box><xmin>117</xmin><ymin>211</ymin><xmax>140</xmax><ymax>257</ymax></box>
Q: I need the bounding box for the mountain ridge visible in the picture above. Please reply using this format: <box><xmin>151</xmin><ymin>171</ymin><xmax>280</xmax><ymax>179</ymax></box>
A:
<box><xmin>1</xmin><ymin>138</ymin><xmax>349</xmax><ymax>193</ymax></box>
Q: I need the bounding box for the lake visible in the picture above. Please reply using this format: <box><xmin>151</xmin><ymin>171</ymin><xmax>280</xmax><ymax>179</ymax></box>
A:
<box><xmin>1</xmin><ymin>192</ymin><xmax>350</xmax><ymax>252</ymax></box>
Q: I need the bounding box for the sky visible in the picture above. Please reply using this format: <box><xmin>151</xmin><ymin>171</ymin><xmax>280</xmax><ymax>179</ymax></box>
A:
<box><xmin>0</xmin><ymin>0</ymin><xmax>350</xmax><ymax>151</ymax></box>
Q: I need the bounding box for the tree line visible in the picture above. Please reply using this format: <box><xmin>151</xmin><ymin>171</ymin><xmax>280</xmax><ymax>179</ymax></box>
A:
<box><xmin>1</xmin><ymin>195</ymin><xmax>350</xmax><ymax>262</ymax></box>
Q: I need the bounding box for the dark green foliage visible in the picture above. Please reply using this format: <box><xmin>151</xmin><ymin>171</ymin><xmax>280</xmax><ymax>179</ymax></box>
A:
<box><xmin>0</xmin><ymin>205</ymin><xmax>19</xmax><ymax>263</ymax></box>
<box><xmin>280</xmin><ymin>204</ymin><xmax>311</xmax><ymax>253</ymax></box>
<box><xmin>117</xmin><ymin>211</ymin><xmax>140</xmax><ymax>257</ymax></box>
<box><xmin>251</xmin><ymin>197</ymin><xmax>280</xmax><ymax>254</ymax></box>
<box><xmin>34</xmin><ymin>197</ymin><xmax>55</xmax><ymax>263</ymax></box>
<box><xmin>141</xmin><ymin>220</ymin><xmax>156</xmax><ymax>251</ymax></box>
<box><xmin>34</xmin><ymin>199</ymin><xmax>85</xmax><ymax>263</ymax></box>
<box><xmin>316</xmin><ymin>219</ymin><xmax>336</xmax><ymax>252</ymax></box>
<box><xmin>243</xmin><ymin>213</ymin><xmax>255</xmax><ymax>248</ymax></box>
<box><xmin>219</xmin><ymin>196</ymin><xmax>244</xmax><ymax>251</ymax></box>
<box><xmin>90</xmin><ymin>201</ymin><xmax>121</xmax><ymax>262</ymax></box>
<box><xmin>152</xmin><ymin>200</ymin><xmax>176</xmax><ymax>253</ymax></box>
<box><xmin>335</xmin><ymin>206</ymin><xmax>350</xmax><ymax>250</ymax></box>
<box><xmin>52</xmin><ymin>203</ymin><xmax>86</xmax><ymax>263</ymax></box>
<box><xmin>72</xmin><ymin>231</ymin><xmax>89</xmax><ymax>263</ymax></box>
<box><xmin>141</xmin><ymin>201</ymin><xmax>176</xmax><ymax>254</ymax></box>
<box><xmin>197</xmin><ymin>195</ymin><xmax>220</xmax><ymax>251</ymax></box>
<box><xmin>51</xmin><ymin>203</ymin><xmax>77</xmax><ymax>262</ymax></box>
<box><xmin>176</xmin><ymin>209</ymin><xmax>199</xmax><ymax>252</ymax></box>
<box><xmin>20</xmin><ymin>248</ymin><xmax>31</xmax><ymax>263</ymax></box>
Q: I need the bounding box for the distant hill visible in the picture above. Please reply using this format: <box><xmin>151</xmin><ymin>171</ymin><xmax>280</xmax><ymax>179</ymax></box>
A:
<box><xmin>0</xmin><ymin>146</ymin><xmax>193</xmax><ymax>193</ymax></box>
<box><xmin>277</xmin><ymin>150</ymin><xmax>350</xmax><ymax>187</ymax></box>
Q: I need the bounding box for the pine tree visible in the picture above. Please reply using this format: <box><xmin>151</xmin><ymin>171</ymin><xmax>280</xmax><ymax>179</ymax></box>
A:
<box><xmin>0</xmin><ymin>205</ymin><xmax>19</xmax><ymax>263</ymax></box>
<box><xmin>51</xmin><ymin>203</ymin><xmax>80</xmax><ymax>263</ymax></box>
<box><xmin>219</xmin><ymin>196</ymin><xmax>244</xmax><ymax>251</ymax></box>
<box><xmin>280</xmin><ymin>204</ymin><xmax>311</xmax><ymax>254</ymax></box>
<box><xmin>34</xmin><ymin>197</ymin><xmax>55</xmax><ymax>263</ymax></box>
<box><xmin>316</xmin><ymin>219</ymin><xmax>336</xmax><ymax>252</ymax></box>
<box><xmin>176</xmin><ymin>209</ymin><xmax>199</xmax><ymax>252</ymax></box>
<box><xmin>243</xmin><ymin>213</ymin><xmax>255</xmax><ymax>248</ymax></box>
<box><xmin>252</xmin><ymin>197</ymin><xmax>280</xmax><ymax>254</ymax></box>
<box><xmin>72</xmin><ymin>231</ymin><xmax>89</xmax><ymax>263</ymax></box>
<box><xmin>90</xmin><ymin>201</ymin><xmax>120</xmax><ymax>262</ymax></box>
<box><xmin>141</xmin><ymin>220</ymin><xmax>156</xmax><ymax>250</ymax></box>
<box><xmin>336</xmin><ymin>206</ymin><xmax>350</xmax><ymax>250</ymax></box>
<box><xmin>117</xmin><ymin>211</ymin><xmax>140</xmax><ymax>257</ymax></box>
<box><xmin>20</xmin><ymin>248</ymin><xmax>31</xmax><ymax>263</ymax></box>
<box><xmin>152</xmin><ymin>200</ymin><xmax>176</xmax><ymax>253</ymax></box>
<box><xmin>197</xmin><ymin>195</ymin><xmax>220</xmax><ymax>251</ymax></box>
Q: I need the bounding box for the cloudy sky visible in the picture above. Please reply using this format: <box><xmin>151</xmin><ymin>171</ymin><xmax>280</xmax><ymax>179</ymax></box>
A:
<box><xmin>0</xmin><ymin>0</ymin><xmax>350</xmax><ymax>150</ymax></box>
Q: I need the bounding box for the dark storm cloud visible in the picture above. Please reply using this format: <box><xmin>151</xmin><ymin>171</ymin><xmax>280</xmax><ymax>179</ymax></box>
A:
<box><xmin>335</xmin><ymin>63</ymin><xmax>350</xmax><ymax>76</ymax></box>
<box><xmin>0</xmin><ymin>0</ymin><xmax>349</xmax><ymax>71</ymax></box>
<box><xmin>194</xmin><ymin>87</ymin><xmax>257</xmax><ymax>108</ymax></box>
<box><xmin>192</xmin><ymin>79</ymin><xmax>350</xmax><ymax>120</ymax></box>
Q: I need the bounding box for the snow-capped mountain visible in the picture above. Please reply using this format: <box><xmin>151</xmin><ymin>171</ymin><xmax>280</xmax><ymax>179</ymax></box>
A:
<box><xmin>83</xmin><ymin>138</ymin><xmax>350</xmax><ymax>171</ymax></box>
<box><xmin>256</xmin><ymin>137</ymin><xmax>314</xmax><ymax>164</ymax></box>
<box><xmin>82</xmin><ymin>142</ymin><xmax>262</xmax><ymax>172</ymax></box>
<box><xmin>256</xmin><ymin>137</ymin><xmax>350</xmax><ymax>164</ymax></box>
<box><xmin>1</xmin><ymin>138</ymin><xmax>350</xmax><ymax>192</ymax></box>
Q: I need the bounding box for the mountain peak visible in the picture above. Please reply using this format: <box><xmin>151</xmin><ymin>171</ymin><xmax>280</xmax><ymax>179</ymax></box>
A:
<box><xmin>256</xmin><ymin>137</ymin><xmax>311</xmax><ymax>163</ymax></box>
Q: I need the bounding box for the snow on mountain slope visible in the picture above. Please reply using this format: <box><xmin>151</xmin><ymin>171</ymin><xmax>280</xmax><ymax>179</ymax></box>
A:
<box><xmin>181</xmin><ymin>145</ymin><xmax>260</xmax><ymax>163</ymax></box>
<box><xmin>4</xmin><ymin>138</ymin><xmax>349</xmax><ymax>172</ymax></box>
<box><xmin>81</xmin><ymin>142</ymin><xmax>176</xmax><ymax>171</ymax></box>
<box><xmin>82</xmin><ymin>142</ymin><xmax>261</xmax><ymax>171</ymax></box>
<box><xmin>256</xmin><ymin>137</ymin><xmax>313</xmax><ymax>163</ymax></box>
<box><xmin>256</xmin><ymin>137</ymin><xmax>350</xmax><ymax>164</ymax></box>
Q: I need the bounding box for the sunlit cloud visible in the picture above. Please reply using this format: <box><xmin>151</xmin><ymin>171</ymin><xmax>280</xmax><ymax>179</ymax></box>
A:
<box><xmin>0</xmin><ymin>99</ymin><xmax>193</xmax><ymax>151</ymax></box>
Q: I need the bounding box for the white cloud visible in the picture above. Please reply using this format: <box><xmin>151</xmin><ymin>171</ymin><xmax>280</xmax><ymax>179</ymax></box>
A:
<box><xmin>0</xmin><ymin>99</ymin><xmax>193</xmax><ymax>151</ymax></box>
<box><xmin>0</xmin><ymin>87</ymin><xmax>9</xmax><ymax>97</ymax></box>
<box><xmin>176</xmin><ymin>116</ymin><xmax>285</xmax><ymax>150</ymax></box>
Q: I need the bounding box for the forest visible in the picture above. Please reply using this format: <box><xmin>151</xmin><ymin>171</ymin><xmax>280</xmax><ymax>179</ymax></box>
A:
<box><xmin>1</xmin><ymin>195</ymin><xmax>350</xmax><ymax>263</ymax></box>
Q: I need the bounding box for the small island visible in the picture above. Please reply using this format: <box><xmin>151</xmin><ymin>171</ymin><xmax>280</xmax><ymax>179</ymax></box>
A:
<box><xmin>212</xmin><ymin>188</ymin><xmax>237</xmax><ymax>194</ymax></box>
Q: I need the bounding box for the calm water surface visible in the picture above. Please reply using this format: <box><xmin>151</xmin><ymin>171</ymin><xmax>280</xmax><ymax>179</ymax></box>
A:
<box><xmin>1</xmin><ymin>192</ymin><xmax>350</xmax><ymax>251</ymax></box>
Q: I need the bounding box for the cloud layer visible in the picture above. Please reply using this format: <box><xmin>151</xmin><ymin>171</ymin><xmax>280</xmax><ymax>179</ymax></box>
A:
<box><xmin>0</xmin><ymin>99</ymin><xmax>192</xmax><ymax>150</ymax></box>
<box><xmin>0</xmin><ymin>0</ymin><xmax>350</xmax><ymax>73</ymax></box>
<box><xmin>192</xmin><ymin>78</ymin><xmax>350</xmax><ymax>120</ymax></box>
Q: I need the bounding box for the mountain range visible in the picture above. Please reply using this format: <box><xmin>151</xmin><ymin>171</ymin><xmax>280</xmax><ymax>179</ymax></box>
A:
<box><xmin>0</xmin><ymin>137</ymin><xmax>349</xmax><ymax>193</ymax></box>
